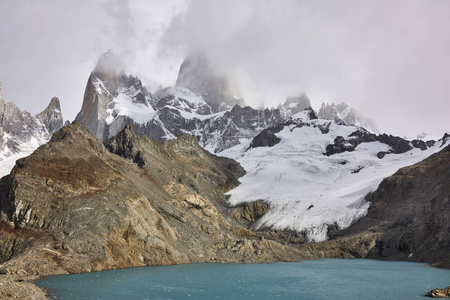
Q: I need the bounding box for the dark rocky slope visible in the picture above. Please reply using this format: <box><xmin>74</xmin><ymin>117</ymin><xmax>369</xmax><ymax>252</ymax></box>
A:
<box><xmin>0</xmin><ymin>122</ymin><xmax>311</xmax><ymax>279</ymax></box>
<box><xmin>301</xmin><ymin>144</ymin><xmax>450</xmax><ymax>268</ymax></box>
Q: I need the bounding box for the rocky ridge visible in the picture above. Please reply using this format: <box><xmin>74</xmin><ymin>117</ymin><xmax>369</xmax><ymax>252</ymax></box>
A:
<box><xmin>0</xmin><ymin>122</ymin><xmax>311</xmax><ymax>280</ymax></box>
<box><xmin>0</xmin><ymin>82</ymin><xmax>64</xmax><ymax>176</ymax></box>
<box><xmin>277</xmin><ymin>93</ymin><xmax>312</xmax><ymax>119</ymax></box>
<box><xmin>79</xmin><ymin>53</ymin><xmax>384</xmax><ymax>156</ymax></box>
<box><xmin>318</xmin><ymin>101</ymin><xmax>380</xmax><ymax>133</ymax></box>
<box><xmin>75</xmin><ymin>53</ymin><xmax>286</xmax><ymax>153</ymax></box>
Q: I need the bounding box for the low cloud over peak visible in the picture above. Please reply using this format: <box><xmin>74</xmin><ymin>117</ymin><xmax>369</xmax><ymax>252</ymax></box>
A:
<box><xmin>0</xmin><ymin>0</ymin><xmax>449</xmax><ymax>137</ymax></box>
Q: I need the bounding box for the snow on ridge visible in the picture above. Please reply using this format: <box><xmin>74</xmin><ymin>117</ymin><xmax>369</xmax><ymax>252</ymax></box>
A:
<box><xmin>224</xmin><ymin>117</ymin><xmax>448</xmax><ymax>242</ymax></box>
<box><xmin>92</xmin><ymin>76</ymin><xmax>111</xmax><ymax>96</ymax></box>
<box><xmin>161</xmin><ymin>86</ymin><xmax>206</xmax><ymax>104</ymax></box>
<box><xmin>0</xmin><ymin>133</ymin><xmax>48</xmax><ymax>177</ymax></box>
<box><xmin>154</xmin><ymin>86</ymin><xmax>212</xmax><ymax>115</ymax></box>
<box><xmin>106</xmin><ymin>92</ymin><xmax>155</xmax><ymax>125</ymax></box>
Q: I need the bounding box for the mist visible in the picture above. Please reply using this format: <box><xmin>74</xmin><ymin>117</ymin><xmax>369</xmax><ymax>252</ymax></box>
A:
<box><xmin>0</xmin><ymin>0</ymin><xmax>449</xmax><ymax>137</ymax></box>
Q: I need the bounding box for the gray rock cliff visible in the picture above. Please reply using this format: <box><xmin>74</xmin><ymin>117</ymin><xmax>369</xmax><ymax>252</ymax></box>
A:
<box><xmin>35</xmin><ymin>97</ymin><xmax>63</xmax><ymax>135</ymax></box>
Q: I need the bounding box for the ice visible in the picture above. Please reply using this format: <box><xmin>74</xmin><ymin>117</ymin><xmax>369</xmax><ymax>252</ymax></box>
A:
<box><xmin>106</xmin><ymin>92</ymin><xmax>156</xmax><ymax>125</ymax></box>
<box><xmin>0</xmin><ymin>133</ymin><xmax>47</xmax><ymax>177</ymax></box>
<box><xmin>223</xmin><ymin>116</ymin><xmax>448</xmax><ymax>242</ymax></box>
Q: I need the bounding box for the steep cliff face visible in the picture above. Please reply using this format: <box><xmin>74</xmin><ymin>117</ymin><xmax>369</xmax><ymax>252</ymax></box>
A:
<box><xmin>362</xmin><ymin>144</ymin><xmax>450</xmax><ymax>266</ymax></box>
<box><xmin>75</xmin><ymin>51</ymin><xmax>154</xmax><ymax>141</ymax></box>
<box><xmin>0</xmin><ymin>122</ymin><xmax>308</xmax><ymax>277</ymax></box>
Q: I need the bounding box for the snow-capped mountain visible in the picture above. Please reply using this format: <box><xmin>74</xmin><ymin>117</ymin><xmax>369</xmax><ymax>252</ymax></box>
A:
<box><xmin>0</xmin><ymin>82</ymin><xmax>64</xmax><ymax>176</ymax></box>
<box><xmin>318</xmin><ymin>102</ymin><xmax>380</xmax><ymax>133</ymax></box>
<box><xmin>221</xmin><ymin>109</ymin><xmax>448</xmax><ymax>242</ymax></box>
<box><xmin>73</xmin><ymin>52</ymin><xmax>449</xmax><ymax>244</ymax></box>
<box><xmin>277</xmin><ymin>93</ymin><xmax>312</xmax><ymax>119</ymax></box>
<box><xmin>75</xmin><ymin>51</ymin><xmax>154</xmax><ymax>141</ymax></box>
<box><xmin>75</xmin><ymin>52</ymin><xmax>284</xmax><ymax>152</ymax></box>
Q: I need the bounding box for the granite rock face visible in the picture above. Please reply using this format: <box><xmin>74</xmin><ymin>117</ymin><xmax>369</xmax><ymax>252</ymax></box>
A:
<box><xmin>74</xmin><ymin>53</ymin><xmax>283</xmax><ymax>154</ymax></box>
<box><xmin>35</xmin><ymin>97</ymin><xmax>64</xmax><ymax>135</ymax></box>
<box><xmin>199</xmin><ymin>105</ymin><xmax>283</xmax><ymax>153</ymax></box>
<box><xmin>0</xmin><ymin>122</ymin><xmax>310</xmax><ymax>277</ymax></box>
<box><xmin>75</xmin><ymin>51</ymin><xmax>153</xmax><ymax>141</ymax></box>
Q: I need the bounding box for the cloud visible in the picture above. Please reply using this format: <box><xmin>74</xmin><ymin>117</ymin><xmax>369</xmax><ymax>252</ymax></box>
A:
<box><xmin>160</xmin><ymin>0</ymin><xmax>450</xmax><ymax>136</ymax></box>
<box><xmin>0</xmin><ymin>0</ymin><xmax>185</xmax><ymax>121</ymax></box>
<box><xmin>0</xmin><ymin>0</ymin><xmax>449</xmax><ymax>137</ymax></box>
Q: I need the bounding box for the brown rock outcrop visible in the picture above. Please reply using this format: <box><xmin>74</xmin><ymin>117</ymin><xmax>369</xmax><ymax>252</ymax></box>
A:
<box><xmin>229</xmin><ymin>200</ymin><xmax>269</xmax><ymax>224</ymax></box>
<box><xmin>426</xmin><ymin>286</ymin><xmax>450</xmax><ymax>298</ymax></box>
<box><xmin>0</xmin><ymin>121</ymin><xmax>310</xmax><ymax>279</ymax></box>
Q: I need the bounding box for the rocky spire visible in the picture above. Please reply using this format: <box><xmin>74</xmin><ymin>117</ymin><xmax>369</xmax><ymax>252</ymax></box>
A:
<box><xmin>75</xmin><ymin>51</ymin><xmax>120</xmax><ymax>140</ymax></box>
<box><xmin>35</xmin><ymin>97</ymin><xmax>64</xmax><ymax>135</ymax></box>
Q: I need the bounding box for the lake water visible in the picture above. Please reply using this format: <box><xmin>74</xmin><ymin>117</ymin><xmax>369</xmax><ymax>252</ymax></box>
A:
<box><xmin>36</xmin><ymin>259</ymin><xmax>450</xmax><ymax>300</ymax></box>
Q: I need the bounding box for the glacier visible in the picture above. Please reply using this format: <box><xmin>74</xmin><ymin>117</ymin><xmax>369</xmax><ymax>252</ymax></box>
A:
<box><xmin>221</xmin><ymin>111</ymin><xmax>449</xmax><ymax>242</ymax></box>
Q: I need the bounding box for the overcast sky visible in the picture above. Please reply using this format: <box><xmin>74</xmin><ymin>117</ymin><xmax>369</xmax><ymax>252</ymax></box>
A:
<box><xmin>0</xmin><ymin>0</ymin><xmax>449</xmax><ymax>138</ymax></box>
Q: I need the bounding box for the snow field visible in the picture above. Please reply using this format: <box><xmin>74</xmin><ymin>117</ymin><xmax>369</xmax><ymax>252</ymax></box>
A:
<box><xmin>224</xmin><ymin>114</ymin><xmax>448</xmax><ymax>242</ymax></box>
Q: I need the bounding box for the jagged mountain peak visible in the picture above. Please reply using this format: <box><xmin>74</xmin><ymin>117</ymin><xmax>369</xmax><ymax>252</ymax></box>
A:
<box><xmin>35</xmin><ymin>96</ymin><xmax>64</xmax><ymax>135</ymax></box>
<box><xmin>175</xmin><ymin>53</ymin><xmax>245</xmax><ymax>113</ymax></box>
<box><xmin>0</xmin><ymin>84</ymin><xmax>64</xmax><ymax>176</ymax></box>
<box><xmin>318</xmin><ymin>101</ymin><xmax>379</xmax><ymax>133</ymax></box>
<box><xmin>75</xmin><ymin>52</ymin><xmax>154</xmax><ymax>141</ymax></box>
<box><xmin>277</xmin><ymin>93</ymin><xmax>312</xmax><ymax>119</ymax></box>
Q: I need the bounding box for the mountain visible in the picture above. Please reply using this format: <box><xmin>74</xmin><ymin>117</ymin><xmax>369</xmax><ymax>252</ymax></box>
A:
<box><xmin>318</xmin><ymin>102</ymin><xmax>380</xmax><ymax>133</ymax></box>
<box><xmin>35</xmin><ymin>97</ymin><xmax>64</xmax><ymax>135</ymax></box>
<box><xmin>75</xmin><ymin>53</ymin><xmax>283</xmax><ymax>153</ymax></box>
<box><xmin>74</xmin><ymin>52</ymin><xmax>448</xmax><ymax>245</ymax></box>
<box><xmin>75</xmin><ymin>51</ymin><xmax>154</xmax><ymax>141</ymax></box>
<box><xmin>0</xmin><ymin>122</ymin><xmax>309</xmax><ymax>277</ymax></box>
<box><xmin>0</xmin><ymin>82</ymin><xmax>64</xmax><ymax>176</ymax></box>
<box><xmin>175</xmin><ymin>54</ymin><xmax>245</xmax><ymax>113</ymax></box>
<box><xmin>222</xmin><ymin>109</ymin><xmax>449</xmax><ymax>242</ymax></box>
<box><xmin>277</xmin><ymin>93</ymin><xmax>312</xmax><ymax>119</ymax></box>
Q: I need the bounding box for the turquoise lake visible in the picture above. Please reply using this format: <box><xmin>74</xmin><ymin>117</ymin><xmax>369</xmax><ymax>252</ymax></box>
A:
<box><xmin>36</xmin><ymin>259</ymin><xmax>450</xmax><ymax>299</ymax></box>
